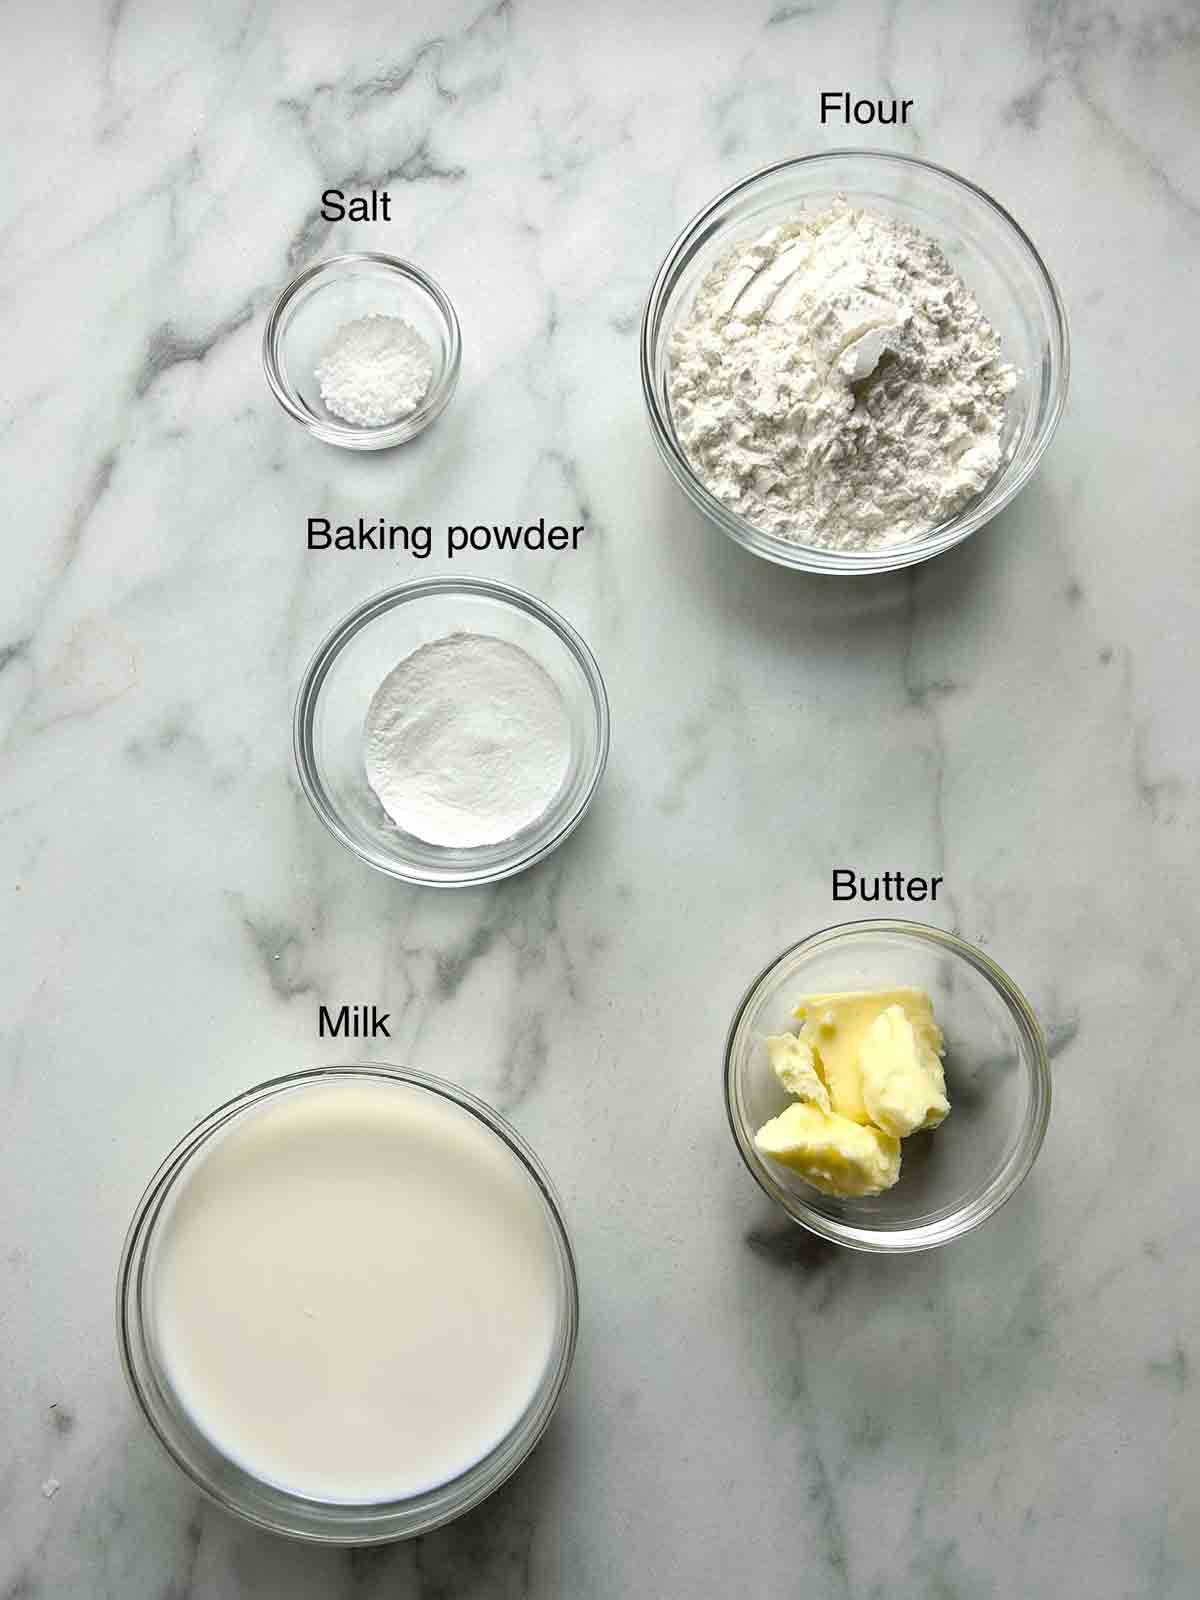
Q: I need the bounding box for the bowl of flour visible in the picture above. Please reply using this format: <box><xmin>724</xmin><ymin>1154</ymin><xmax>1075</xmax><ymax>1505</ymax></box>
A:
<box><xmin>264</xmin><ymin>253</ymin><xmax>461</xmax><ymax>450</ymax></box>
<box><xmin>641</xmin><ymin>152</ymin><xmax>1069</xmax><ymax>573</ymax></box>
<box><xmin>294</xmin><ymin>578</ymin><xmax>609</xmax><ymax>886</ymax></box>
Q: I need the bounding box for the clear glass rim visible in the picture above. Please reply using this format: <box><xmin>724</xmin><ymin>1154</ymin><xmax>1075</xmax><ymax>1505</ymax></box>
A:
<box><xmin>262</xmin><ymin>251</ymin><xmax>463</xmax><ymax>450</ymax></box>
<box><xmin>293</xmin><ymin>575</ymin><xmax>611</xmax><ymax>887</ymax></box>
<box><xmin>116</xmin><ymin>1064</ymin><xmax>580</xmax><ymax>1544</ymax></box>
<box><xmin>722</xmin><ymin>918</ymin><xmax>1052</xmax><ymax>1252</ymax></box>
<box><xmin>640</xmin><ymin>149</ymin><xmax>1071</xmax><ymax>575</ymax></box>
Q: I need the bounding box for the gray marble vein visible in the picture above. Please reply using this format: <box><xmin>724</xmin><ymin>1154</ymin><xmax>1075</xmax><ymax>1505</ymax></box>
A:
<box><xmin>1</xmin><ymin>0</ymin><xmax>1198</xmax><ymax>1596</ymax></box>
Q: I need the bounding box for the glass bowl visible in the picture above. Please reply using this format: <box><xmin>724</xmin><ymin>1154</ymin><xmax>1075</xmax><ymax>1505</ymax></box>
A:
<box><xmin>263</xmin><ymin>253</ymin><xmax>461</xmax><ymax>450</ymax></box>
<box><xmin>641</xmin><ymin>151</ymin><xmax>1070</xmax><ymax>574</ymax></box>
<box><xmin>294</xmin><ymin>577</ymin><xmax>609</xmax><ymax>887</ymax></box>
<box><xmin>724</xmin><ymin>920</ymin><xmax>1050</xmax><ymax>1251</ymax></box>
<box><xmin>117</xmin><ymin>1065</ymin><xmax>580</xmax><ymax>1544</ymax></box>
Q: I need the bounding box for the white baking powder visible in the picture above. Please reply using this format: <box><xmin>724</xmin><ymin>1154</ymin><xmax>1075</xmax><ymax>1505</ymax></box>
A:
<box><xmin>668</xmin><ymin>199</ymin><xmax>1016</xmax><ymax>550</ymax></box>
<box><xmin>315</xmin><ymin>314</ymin><xmax>433</xmax><ymax>428</ymax></box>
<box><xmin>363</xmin><ymin>633</ymin><xmax>571</xmax><ymax>848</ymax></box>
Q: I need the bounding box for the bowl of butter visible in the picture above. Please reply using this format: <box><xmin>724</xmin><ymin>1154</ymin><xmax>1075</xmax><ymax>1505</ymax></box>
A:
<box><xmin>724</xmin><ymin>920</ymin><xmax>1050</xmax><ymax>1252</ymax></box>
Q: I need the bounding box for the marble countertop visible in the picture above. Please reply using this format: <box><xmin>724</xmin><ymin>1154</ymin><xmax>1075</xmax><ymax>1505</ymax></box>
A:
<box><xmin>2</xmin><ymin>1</ymin><xmax>1196</xmax><ymax>1595</ymax></box>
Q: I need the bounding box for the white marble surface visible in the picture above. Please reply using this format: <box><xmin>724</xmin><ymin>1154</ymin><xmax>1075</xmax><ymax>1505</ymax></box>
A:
<box><xmin>2</xmin><ymin>0</ymin><xmax>1197</xmax><ymax>1594</ymax></box>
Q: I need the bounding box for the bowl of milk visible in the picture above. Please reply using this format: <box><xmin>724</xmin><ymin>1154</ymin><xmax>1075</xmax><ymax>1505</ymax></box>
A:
<box><xmin>117</xmin><ymin>1067</ymin><xmax>578</xmax><ymax>1542</ymax></box>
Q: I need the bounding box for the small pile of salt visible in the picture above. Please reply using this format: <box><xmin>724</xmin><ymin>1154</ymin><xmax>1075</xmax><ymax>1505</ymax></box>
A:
<box><xmin>315</xmin><ymin>314</ymin><xmax>433</xmax><ymax>428</ymax></box>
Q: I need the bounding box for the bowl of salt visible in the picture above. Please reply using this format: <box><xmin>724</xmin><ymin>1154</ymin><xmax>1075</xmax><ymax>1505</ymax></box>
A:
<box><xmin>263</xmin><ymin>252</ymin><xmax>461</xmax><ymax>450</ymax></box>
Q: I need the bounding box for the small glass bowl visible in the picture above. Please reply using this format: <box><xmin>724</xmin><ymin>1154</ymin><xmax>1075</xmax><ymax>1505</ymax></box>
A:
<box><xmin>294</xmin><ymin>577</ymin><xmax>609</xmax><ymax>887</ymax></box>
<box><xmin>116</xmin><ymin>1065</ymin><xmax>580</xmax><ymax>1544</ymax></box>
<box><xmin>263</xmin><ymin>253</ymin><xmax>461</xmax><ymax>450</ymax></box>
<box><xmin>641</xmin><ymin>151</ymin><xmax>1070</xmax><ymax>574</ymax></box>
<box><xmin>724</xmin><ymin>920</ymin><xmax>1051</xmax><ymax>1251</ymax></box>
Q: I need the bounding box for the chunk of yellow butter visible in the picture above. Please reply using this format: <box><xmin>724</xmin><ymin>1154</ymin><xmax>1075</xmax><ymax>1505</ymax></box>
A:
<box><xmin>754</xmin><ymin>1102</ymin><xmax>901</xmax><ymax>1198</ymax></box>
<box><xmin>764</xmin><ymin>1034</ymin><xmax>830</xmax><ymax>1112</ymax></box>
<box><xmin>793</xmin><ymin>988</ymin><xmax>943</xmax><ymax>1126</ymax></box>
<box><xmin>858</xmin><ymin>1004</ymin><xmax>950</xmax><ymax>1137</ymax></box>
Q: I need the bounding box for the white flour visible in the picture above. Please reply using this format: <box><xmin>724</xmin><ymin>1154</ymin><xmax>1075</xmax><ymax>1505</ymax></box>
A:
<box><xmin>316</xmin><ymin>314</ymin><xmax>433</xmax><ymax>428</ymax></box>
<box><xmin>363</xmin><ymin>633</ymin><xmax>571</xmax><ymax>848</ymax></box>
<box><xmin>668</xmin><ymin>199</ymin><xmax>1017</xmax><ymax>550</ymax></box>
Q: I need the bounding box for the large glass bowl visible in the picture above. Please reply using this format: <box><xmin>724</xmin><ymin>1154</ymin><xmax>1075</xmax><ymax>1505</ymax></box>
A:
<box><xmin>724</xmin><ymin>920</ymin><xmax>1051</xmax><ymax>1251</ymax></box>
<box><xmin>641</xmin><ymin>151</ymin><xmax>1069</xmax><ymax>574</ymax></box>
<box><xmin>117</xmin><ymin>1066</ymin><xmax>580</xmax><ymax>1544</ymax></box>
<box><xmin>294</xmin><ymin>577</ymin><xmax>609</xmax><ymax>887</ymax></box>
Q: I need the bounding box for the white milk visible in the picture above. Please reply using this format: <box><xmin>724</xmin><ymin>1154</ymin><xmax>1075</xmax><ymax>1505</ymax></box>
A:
<box><xmin>150</xmin><ymin>1077</ymin><xmax>563</xmax><ymax>1503</ymax></box>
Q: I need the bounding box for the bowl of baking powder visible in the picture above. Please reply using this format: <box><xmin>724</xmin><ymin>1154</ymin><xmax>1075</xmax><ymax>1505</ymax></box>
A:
<box><xmin>294</xmin><ymin>578</ymin><xmax>609</xmax><ymax>886</ymax></box>
<box><xmin>264</xmin><ymin>253</ymin><xmax>461</xmax><ymax>450</ymax></box>
<box><xmin>641</xmin><ymin>151</ymin><xmax>1069</xmax><ymax>573</ymax></box>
